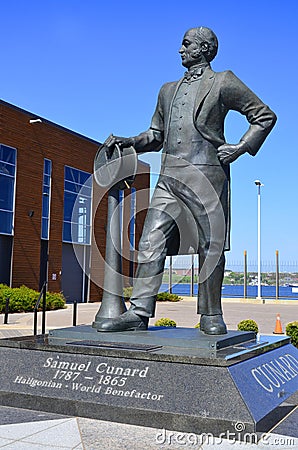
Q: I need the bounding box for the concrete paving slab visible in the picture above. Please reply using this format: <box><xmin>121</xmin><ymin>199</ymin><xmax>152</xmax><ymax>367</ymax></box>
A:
<box><xmin>0</xmin><ymin>436</ymin><xmax>13</xmax><ymax>446</ymax></box>
<box><xmin>22</xmin><ymin>418</ymin><xmax>82</xmax><ymax>448</ymax></box>
<box><xmin>0</xmin><ymin>417</ymin><xmax>82</xmax><ymax>449</ymax></box>
<box><xmin>1</xmin><ymin>442</ymin><xmax>71</xmax><ymax>449</ymax></box>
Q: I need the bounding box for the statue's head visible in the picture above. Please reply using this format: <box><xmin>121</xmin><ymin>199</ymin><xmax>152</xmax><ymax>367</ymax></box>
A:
<box><xmin>179</xmin><ymin>27</ymin><xmax>218</xmax><ymax>68</ymax></box>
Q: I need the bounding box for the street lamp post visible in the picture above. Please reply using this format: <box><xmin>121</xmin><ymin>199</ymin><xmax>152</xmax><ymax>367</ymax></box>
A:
<box><xmin>254</xmin><ymin>180</ymin><xmax>264</xmax><ymax>301</ymax></box>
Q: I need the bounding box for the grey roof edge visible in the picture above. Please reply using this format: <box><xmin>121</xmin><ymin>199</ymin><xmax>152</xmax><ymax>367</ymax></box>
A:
<box><xmin>1</xmin><ymin>98</ymin><xmax>101</xmax><ymax>145</ymax></box>
<box><xmin>0</xmin><ymin>98</ymin><xmax>150</xmax><ymax>168</ymax></box>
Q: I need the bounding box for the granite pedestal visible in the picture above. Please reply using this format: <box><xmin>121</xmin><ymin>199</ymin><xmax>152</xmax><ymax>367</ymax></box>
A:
<box><xmin>0</xmin><ymin>326</ymin><xmax>297</xmax><ymax>439</ymax></box>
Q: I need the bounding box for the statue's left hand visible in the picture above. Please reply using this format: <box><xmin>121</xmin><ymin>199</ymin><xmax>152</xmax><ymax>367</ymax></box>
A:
<box><xmin>217</xmin><ymin>141</ymin><xmax>249</xmax><ymax>164</ymax></box>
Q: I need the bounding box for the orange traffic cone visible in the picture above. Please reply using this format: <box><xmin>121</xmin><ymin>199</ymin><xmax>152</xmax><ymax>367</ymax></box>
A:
<box><xmin>273</xmin><ymin>313</ymin><xmax>284</xmax><ymax>334</ymax></box>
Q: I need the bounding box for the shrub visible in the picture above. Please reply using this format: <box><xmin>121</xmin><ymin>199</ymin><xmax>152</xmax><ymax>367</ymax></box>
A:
<box><xmin>237</xmin><ymin>319</ymin><xmax>258</xmax><ymax>333</ymax></box>
<box><xmin>123</xmin><ymin>287</ymin><xmax>133</xmax><ymax>300</ymax></box>
<box><xmin>286</xmin><ymin>321</ymin><xmax>298</xmax><ymax>348</ymax></box>
<box><xmin>0</xmin><ymin>284</ymin><xmax>12</xmax><ymax>311</ymax></box>
<box><xmin>156</xmin><ymin>292</ymin><xmax>182</xmax><ymax>302</ymax></box>
<box><xmin>154</xmin><ymin>317</ymin><xmax>177</xmax><ymax>327</ymax></box>
<box><xmin>44</xmin><ymin>291</ymin><xmax>66</xmax><ymax>311</ymax></box>
<box><xmin>0</xmin><ymin>285</ymin><xmax>36</xmax><ymax>312</ymax></box>
<box><xmin>122</xmin><ymin>289</ymin><xmax>182</xmax><ymax>303</ymax></box>
<box><xmin>0</xmin><ymin>284</ymin><xmax>66</xmax><ymax>313</ymax></box>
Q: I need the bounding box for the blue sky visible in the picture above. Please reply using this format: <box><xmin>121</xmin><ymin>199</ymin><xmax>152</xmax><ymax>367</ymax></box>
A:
<box><xmin>1</xmin><ymin>0</ymin><xmax>298</xmax><ymax>265</ymax></box>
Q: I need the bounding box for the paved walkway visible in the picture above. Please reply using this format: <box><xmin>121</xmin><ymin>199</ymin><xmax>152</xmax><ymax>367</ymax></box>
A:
<box><xmin>0</xmin><ymin>298</ymin><xmax>297</xmax><ymax>449</ymax></box>
<box><xmin>0</xmin><ymin>297</ymin><xmax>297</xmax><ymax>337</ymax></box>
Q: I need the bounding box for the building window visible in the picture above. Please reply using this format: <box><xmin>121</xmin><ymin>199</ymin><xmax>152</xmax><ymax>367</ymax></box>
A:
<box><xmin>41</xmin><ymin>159</ymin><xmax>52</xmax><ymax>240</ymax></box>
<box><xmin>63</xmin><ymin>166</ymin><xmax>92</xmax><ymax>244</ymax></box>
<box><xmin>0</xmin><ymin>144</ymin><xmax>17</xmax><ymax>235</ymax></box>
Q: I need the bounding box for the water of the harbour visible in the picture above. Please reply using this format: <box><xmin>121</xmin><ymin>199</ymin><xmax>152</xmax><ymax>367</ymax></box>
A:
<box><xmin>159</xmin><ymin>283</ymin><xmax>298</xmax><ymax>299</ymax></box>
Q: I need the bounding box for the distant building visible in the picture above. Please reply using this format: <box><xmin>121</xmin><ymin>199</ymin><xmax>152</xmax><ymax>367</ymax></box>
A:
<box><xmin>224</xmin><ymin>270</ymin><xmax>232</xmax><ymax>276</ymax></box>
<box><xmin>0</xmin><ymin>100</ymin><xmax>150</xmax><ymax>302</ymax></box>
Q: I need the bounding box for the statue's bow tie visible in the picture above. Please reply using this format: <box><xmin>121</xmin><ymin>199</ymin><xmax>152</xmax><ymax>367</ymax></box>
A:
<box><xmin>184</xmin><ymin>66</ymin><xmax>204</xmax><ymax>82</ymax></box>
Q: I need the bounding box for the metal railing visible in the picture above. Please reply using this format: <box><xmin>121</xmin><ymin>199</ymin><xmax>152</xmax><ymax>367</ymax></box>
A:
<box><xmin>163</xmin><ymin>252</ymin><xmax>298</xmax><ymax>300</ymax></box>
<box><xmin>3</xmin><ymin>286</ymin><xmax>79</xmax><ymax>333</ymax></box>
<box><xmin>33</xmin><ymin>281</ymin><xmax>47</xmax><ymax>335</ymax></box>
<box><xmin>72</xmin><ymin>300</ymin><xmax>77</xmax><ymax>326</ymax></box>
<box><xmin>3</xmin><ymin>298</ymin><xmax>10</xmax><ymax>324</ymax></box>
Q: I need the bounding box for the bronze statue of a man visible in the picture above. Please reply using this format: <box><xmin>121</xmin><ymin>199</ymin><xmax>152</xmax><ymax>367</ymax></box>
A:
<box><xmin>94</xmin><ymin>26</ymin><xmax>276</xmax><ymax>335</ymax></box>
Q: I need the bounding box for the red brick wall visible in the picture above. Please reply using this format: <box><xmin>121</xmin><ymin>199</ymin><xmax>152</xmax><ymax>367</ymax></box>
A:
<box><xmin>0</xmin><ymin>100</ymin><xmax>149</xmax><ymax>301</ymax></box>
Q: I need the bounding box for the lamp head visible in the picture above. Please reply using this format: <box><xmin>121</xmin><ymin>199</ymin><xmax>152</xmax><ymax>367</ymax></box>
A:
<box><xmin>254</xmin><ymin>180</ymin><xmax>264</xmax><ymax>186</ymax></box>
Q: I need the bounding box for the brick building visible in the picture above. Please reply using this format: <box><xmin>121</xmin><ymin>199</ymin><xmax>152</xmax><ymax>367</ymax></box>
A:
<box><xmin>0</xmin><ymin>100</ymin><xmax>150</xmax><ymax>302</ymax></box>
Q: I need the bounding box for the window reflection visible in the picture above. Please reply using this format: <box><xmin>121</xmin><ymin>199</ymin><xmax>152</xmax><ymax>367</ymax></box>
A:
<box><xmin>0</xmin><ymin>145</ymin><xmax>16</xmax><ymax>235</ymax></box>
<box><xmin>63</xmin><ymin>166</ymin><xmax>92</xmax><ymax>245</ymax></box>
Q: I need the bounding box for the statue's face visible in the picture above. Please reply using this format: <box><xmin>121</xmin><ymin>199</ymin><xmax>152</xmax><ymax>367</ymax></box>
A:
<box><xmin>179</xmin><ymin>29</ymin><xmax>202</xmax><ymax>68</ymax></box>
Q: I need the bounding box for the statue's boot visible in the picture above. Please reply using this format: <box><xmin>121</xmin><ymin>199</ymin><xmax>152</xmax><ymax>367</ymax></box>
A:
<box><xmin>200</xmin><ymin>314</ymin><xmax>227</xmax><ymax>335</ymax></box>
<box><xmin>95</xmin><ymin>309</ymin><xmax>149</xmax><ymax>332</ymax></box>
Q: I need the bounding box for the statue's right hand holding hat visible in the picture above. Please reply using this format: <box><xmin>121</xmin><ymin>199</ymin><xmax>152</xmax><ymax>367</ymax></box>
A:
<box><xmin>104</xmin><ymin>134</ymin><xmax>135</xmax><ymax>152</ymax></box>
<box><xmin>94</xmin><ymin>134</ymin><xmax>137</xmax><ymax>190</ymax></box>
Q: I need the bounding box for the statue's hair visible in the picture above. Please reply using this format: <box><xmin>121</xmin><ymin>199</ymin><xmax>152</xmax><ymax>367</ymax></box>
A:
<box><xmin>192</xmin><ymin>27</ymin><xmax>218</xmax><ymax>62</ymax></box>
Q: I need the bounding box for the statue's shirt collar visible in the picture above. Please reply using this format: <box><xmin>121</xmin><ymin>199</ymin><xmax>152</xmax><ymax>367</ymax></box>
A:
<box><xmin>184</xmin><ymin>63</ymin><xmax>209</xmax><ymax>82</ymax></box>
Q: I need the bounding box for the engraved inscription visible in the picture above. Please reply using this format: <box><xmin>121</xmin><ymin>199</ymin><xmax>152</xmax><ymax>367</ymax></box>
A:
<box><xmin>14</xmin><ymin>376</ymin><xmax>62</xmax><ymax>389</ymax></box>
<box><xmin>251</xmin><ymin>353</ymin><xmax>298</xmax><ymax>393</ymax></box>
<box><xmin>12</xmin><ymin>353</ymin><xmax>164</xmax><ymax>403</ymax></box>
<box><xmin>95</xmin><ymin>362</ymin><xmax>149</xmax><ymax>377</ymax></box>
<box><xmin>103</xmin><ymin>387</ymin><xmax>164</xmax><ymax>401</ymax></box>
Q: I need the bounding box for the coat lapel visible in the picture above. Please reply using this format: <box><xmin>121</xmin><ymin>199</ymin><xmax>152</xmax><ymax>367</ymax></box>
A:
<box><xmin>194</xmin><ymin>66</ymin><xmax>215</xmax><ymax>119</ymax></box>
